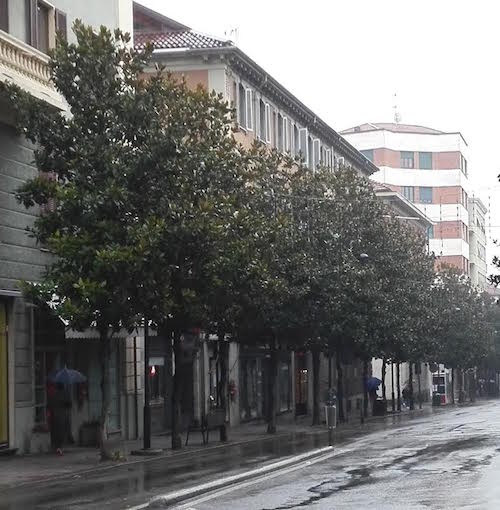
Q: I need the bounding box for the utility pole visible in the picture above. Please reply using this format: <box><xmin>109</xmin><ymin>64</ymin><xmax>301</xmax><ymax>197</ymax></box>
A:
<box><xmin>143</xmin><ymin>319</ymin><xmax>151</xmax><ymax>450</ymax></box>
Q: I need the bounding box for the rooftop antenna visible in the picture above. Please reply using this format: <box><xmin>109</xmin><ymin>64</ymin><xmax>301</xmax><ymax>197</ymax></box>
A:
<box><xmin>393</xmin><ymin>92</ymin><xmax>402</xmax><ymax>124</ymax></box>
<box><xmin>224</xmin><ymin>27</ymin><xmax>239</xmax><ymax>44</ymax></box>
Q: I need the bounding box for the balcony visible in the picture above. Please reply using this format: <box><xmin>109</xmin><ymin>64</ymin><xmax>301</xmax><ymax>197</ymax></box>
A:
<box><xmin>0</xmin><ymin>29</ymin><xmax>65</xmax><ymax>110</ymax></box>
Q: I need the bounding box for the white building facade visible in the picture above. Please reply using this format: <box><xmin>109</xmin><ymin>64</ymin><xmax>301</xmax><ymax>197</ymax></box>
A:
<box><xmin>341</xmin><ymin>123</ymin><xmax>473</xmax><ymax>276</ymax></box>
<box><xmin>468</xmin><ymin>197</ymin><xmax>488</xmax><ymax>290</ymax></box>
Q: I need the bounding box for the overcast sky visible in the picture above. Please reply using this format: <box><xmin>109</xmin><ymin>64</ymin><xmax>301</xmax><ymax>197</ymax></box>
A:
<box><xmin>142</xmin><ymin>0</ymin><xmax>500</xmax><ymax>273</ymax></box>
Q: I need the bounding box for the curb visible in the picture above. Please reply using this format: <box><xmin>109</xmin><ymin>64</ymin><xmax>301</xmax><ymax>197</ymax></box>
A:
<box><xmin>133</xmin><ymin>446</ymin><xmax>334</xmax><ymax>509</ymax></box>
<box><xmin>1</xmin><ymin>429</ymin><xmax>299</xmax><ymax>491</ymax></box>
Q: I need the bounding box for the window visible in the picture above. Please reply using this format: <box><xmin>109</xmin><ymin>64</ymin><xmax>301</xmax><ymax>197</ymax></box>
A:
<box><xmin>245</xmin><ymin>89</ymin><xmax>253</xmax><ymax>131</ymax></box>
<box><xmin>298</xmin><ymin>128</ymin><xmax>308</xmax><ymax>162</ymax></box>
<box><xmin>284</xmin><ymin>118</ymin><xmax>290</xmax><ymax>152</ymax></box>
<box><xmin>419</xmin><ymin>152</ymin><xmax>432</xmax><ymax>169</ymax></box>
<box><xmin>427</xmin><ymin>226</ymin><xmax>434</xmax><ymax>239</ymax></box>
<box><xmin>271</xmin><ymin>110</ymin><xmax>277</xmax><ymax>147</ymax></box>
<box><xmin>402</xmin><ymin>186</ymin><xmax>414</xmax><ymax>201</ymax></box>
<box><xmin>37</xmin><ymin>1</ymin><xmax>50</xmax><ymax>53</ymax></box>
<box><xmin>313</xmin><ymin>139</ymin><xmax>321</xmax><ymax>169</ymax></box>
<box><xmin>461</xmin><ymin>155</ymin><xmax>468</xmax><ymax>176</ymax></box>
<box><xmin>293</xmin><ymin>125</ymin><xmax>300</xmax><ymax>158</ymax></box>
<box><xmin>265</xmin><ymin>104</ymin><xmax>271</xmax><ymax>144</ymax></box>
<box><xmin>308</xmin><ymin>136</ymin><xmax>313</xmax><ymax>169</ymax></box>
<box><xmin>325</xmin><ymin>149</ymin><xmax>332</xmax><ymax>169</ymax></box>
<box><xmin>55</xmin><ymin>9</ymin><xmax>67</xmax><ymax>41</ymax></box>
<box><xmin>0</xmin><ymin>0</ymin><xmax>8</xmax><ymax>32</ymax></box>
<box><xmin>259</xmin><ymin>100</ymin><xmax>266</xmax><ymax>141</ymax></box>
<box><xmin>277</xmin><ymin>113</ymin><xmax>283</xmax><ymax>152</ymax></box>
<box><xmin>238</xmin><ymin>83</ymin><xmax>246</xmax><ymax>127</ymax></box>
<box><xmin>478</xmin><ymin>243</ymin><xmax>486</xmax><ymax>261</ymax></box>
<box><xmin>462</xmin><ymin>189</ymin><xmax>468</xmax><ymax>209</ymax></box>
<box><xmin>419</xmin><ymin>187</ymin><xmax>433</xmax><ymax>204</ymax></box>
<box><xmin>400</xmin><ymin>151</ymin><xmax>414</xmax><ymax>168</ymax></box>
<box><xmin>360</xmin><ymin>149</ymin><xmax>373</xmax><ymax>162</ymax></box>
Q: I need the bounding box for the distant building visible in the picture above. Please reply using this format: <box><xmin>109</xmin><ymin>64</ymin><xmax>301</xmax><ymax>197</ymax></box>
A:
<box><xmin>341</xmin><ymin>123</ymin><xmax>473</xmax><ymax>276</ymax></box>
<box><xmin>468</xmin><ymin>197</ymin><xmax>488</xmax><ymax>291</ymax></box>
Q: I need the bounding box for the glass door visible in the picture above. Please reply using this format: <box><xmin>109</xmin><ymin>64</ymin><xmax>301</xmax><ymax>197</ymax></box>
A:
<box><xmin>0</xmin><ymin>302</ymin><xmax>8</xmax><ymax>446</ymax></box>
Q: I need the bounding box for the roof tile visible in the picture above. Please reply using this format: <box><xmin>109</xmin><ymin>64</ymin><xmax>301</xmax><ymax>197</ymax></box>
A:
<box><xmin>134</xmin><ymin>31</ymin><xmax>233</xmax><ymax>51</ymax></box>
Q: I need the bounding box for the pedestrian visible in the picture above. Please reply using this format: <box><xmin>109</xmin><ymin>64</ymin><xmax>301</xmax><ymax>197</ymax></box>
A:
<box><xmin>48</xmin><ymin>383</ymin><xmax>71</xmax><ymax>455</ymax></box>
<box><xmin>402</xmin><ymin>386</ymin><xmax>410</xmax><ymax>408</ymax></box>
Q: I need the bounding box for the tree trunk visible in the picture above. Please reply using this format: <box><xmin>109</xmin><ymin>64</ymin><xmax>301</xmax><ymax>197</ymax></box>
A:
<box><xmin>458</xmin><ymin>369</ymin><xmax>465</xmax><ymax>403</ymax></box>
<box><xmin>171</xmin><ymin>330</ymin><xmax>182</xmax><ymax>450</ymax></box>
<box><xmin>381</xmin><ymin>358</ymin><xmax>387</xmax><ymax>403</ymax></box>
<box><xmin>99</xmin><ymin>332</ymin><xmax>112</xmax><ymax>460</ymax></box>
<box><xmin>396</xmin><ymin>363</ymin><xmax>401</xmax><ymax>412</ymax></box>
<box><xmin>409</xmin><ymin>363</ymin><xmax>414</xmax><ymax>410</ymax></box>
<box><xmin>391</xmin><ymin>362</ymin><xmax>395</xmax><ymax>412</ymax></box>
<box><xmin>417</xmin><ymin>365</ymin><xmax>422</xmax><ymax>409</ymax></box>
<box><xmin>336</xmin><ymin>349</ymin><xmax>345</xmax><ymax>422</ymax></box>
<box><xmin>451</xmin><ymin>367</ymin><xmax>455</xmax><ymax>404</ymax></box>
<box><xmin>267</xmin><ymin>337</ymin><xmax>278</xmax><ymax>434</ymax></box>
<box><xmin>469</xmin><ymin>370</ymin><xmax>476</xmax><ymax>402</ymax></box>
<box><xmin>218</xmin><ymin>333</ymin><xmax>228</xmax><ymax>442</ymax></box>
<box><xmin>362</xmin><ymin>359</ymin><xmax>368</xmax><ymax>419</ymax></box>
<box><xmin>312</xmin><ymin>348</ymin><xmax>321</xmax><ymax>426</ymax></box>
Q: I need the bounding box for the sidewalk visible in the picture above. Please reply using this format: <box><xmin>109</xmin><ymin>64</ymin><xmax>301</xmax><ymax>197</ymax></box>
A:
<box><xmin>0</xmin><ymin>403</ymin><xmax>441</xmax><ymax>491</ymax></box>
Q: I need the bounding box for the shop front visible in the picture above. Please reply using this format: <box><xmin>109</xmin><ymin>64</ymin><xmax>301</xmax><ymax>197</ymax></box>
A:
<box><xmin>239</xmin><ymin>346</ymin><xmax>292</xmax><ymax>422</ymax></box>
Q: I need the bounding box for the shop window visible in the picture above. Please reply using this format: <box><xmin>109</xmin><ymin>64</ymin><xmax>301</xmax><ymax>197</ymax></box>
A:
<box><xmin>278</xmin><ymin>361</ymin><xmax>291</xmax><ymax>412</ymax></box>
<box><xmin>148</xmin><ymin>358</ymin><xmax>165</xmax><ymax>404</ymax></box>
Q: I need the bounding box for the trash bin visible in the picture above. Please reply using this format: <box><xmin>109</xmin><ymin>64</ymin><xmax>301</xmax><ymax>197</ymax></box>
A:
<box><xmin>373</xmin><ymin>398</ymin><xmax>386</xmax><ymax>416</ymax></box>
<box><xmin>324</xmin><ymin>404</ymin><xmax>337</xmax><ymax>430</ymax></box>
<box><xmin>432</xmin><ymin>393</ymin><xmax>442</xmax><ymax>406</ymax></box>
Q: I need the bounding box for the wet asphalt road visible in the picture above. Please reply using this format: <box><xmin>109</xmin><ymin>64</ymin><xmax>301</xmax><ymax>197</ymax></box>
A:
<box><xmin>176</xmin><ymin>401</ymin><xmax>500</xmax><ymax>510</ymax></box>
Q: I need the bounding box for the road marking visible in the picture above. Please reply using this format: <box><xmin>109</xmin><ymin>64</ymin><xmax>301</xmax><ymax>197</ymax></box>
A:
<box><xmin>128</xmin><ymin>447</ymin><xmax>336</xmax><ymax>510</ymax></box>
<box><xmin>173</xmin><ymin>449</ymin><xmax>342</xmax><ymax>509</ymax></box>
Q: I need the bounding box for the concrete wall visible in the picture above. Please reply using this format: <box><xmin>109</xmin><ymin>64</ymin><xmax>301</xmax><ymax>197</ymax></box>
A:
<box><xmin>8</xmin><ymin>298</ymin><xmax>35</xmax><ymax>453</ymax></box>
<box><xmin>0</xmin><ymin>121</ymin><xmax>51</xmax><ymax>293</ymax></box>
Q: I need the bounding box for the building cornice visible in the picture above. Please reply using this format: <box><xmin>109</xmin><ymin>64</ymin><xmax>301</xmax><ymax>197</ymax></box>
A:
<box><xmin>151</xmin><ymin>45</ymin><xmax>377</xmax><ymax>176</ymax></box>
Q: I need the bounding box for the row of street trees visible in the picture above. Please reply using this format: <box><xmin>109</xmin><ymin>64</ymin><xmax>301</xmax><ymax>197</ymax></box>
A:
<box><xmin>3</xmin><ymin>24</ymin><xmax>500</xmax><ymax>456</ymax></box>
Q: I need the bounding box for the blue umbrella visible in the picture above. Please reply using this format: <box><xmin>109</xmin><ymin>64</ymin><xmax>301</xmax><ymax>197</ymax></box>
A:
<box><xmin>48</xmin><ymin>367</ymin><xmax>87</xmax><ymax>385</ymax></box>
<box><xmin>365</xmin><ymin>376</ymin><xmax>382</xmax><ymax>392</ymax></box>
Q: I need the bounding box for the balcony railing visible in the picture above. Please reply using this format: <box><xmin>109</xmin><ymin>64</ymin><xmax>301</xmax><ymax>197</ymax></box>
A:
<box><xmin>0</xmin><ymin>29</ymin><xmax>65</xmax><ymax>109</ymax></box>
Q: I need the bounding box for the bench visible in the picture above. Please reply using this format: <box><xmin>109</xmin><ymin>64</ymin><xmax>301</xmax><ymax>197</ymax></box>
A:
<box><xmin>185</xmin><ymin>408</ymin><xmax>226</xmax><ymax>446</ymax></box>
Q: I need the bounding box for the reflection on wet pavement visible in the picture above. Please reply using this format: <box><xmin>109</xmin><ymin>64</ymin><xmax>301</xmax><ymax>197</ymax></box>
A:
<box><xmin>178</xmin><ymin>401</ymin><xmax>500</xmax><ymax>510</ymax></box>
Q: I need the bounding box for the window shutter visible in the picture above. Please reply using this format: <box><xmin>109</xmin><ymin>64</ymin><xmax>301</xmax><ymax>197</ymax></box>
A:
<box><xmin>55</xmin><ymin>9</ymin><xmax>67</xmax><ymax>42</ymax></box>
<box><xmin>27</xmin><ymin>0</ymin><xmax>38</xmax><ymax>46</ymax></box>
<box><xmin>0</xmin><ymin>0</ymin><xmax>8</xmax><ymax>32</ymax></box>
<box><xmin>265</xmin><ymin>103</ymin><xmax>271</xmax><ymax>143</ymax></box>
<box><xmin>245</xmin><ymin>89</ymin><xmax>253</xmax><ymax>131</ymax></box>
<box><xmin>299</xmin><ymin>128</ymin><xmax>308</xmax><ymax>162</ymax></box>
<box><xmin>290</xmin><ymin>123</ymin><xmax>295</xmax><ymax>156</ymax></box>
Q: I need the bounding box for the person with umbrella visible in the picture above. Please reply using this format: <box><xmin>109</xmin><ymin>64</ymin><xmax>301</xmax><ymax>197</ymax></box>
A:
<box><xmin>366</xmin><ymin>376</ymin><xmax>382</xmax><ymax>415</ymax></box>
<box><xmin>48</xmin><ymin>367</ymin><xmax>86</xmax><ymax>455</ymax></box>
